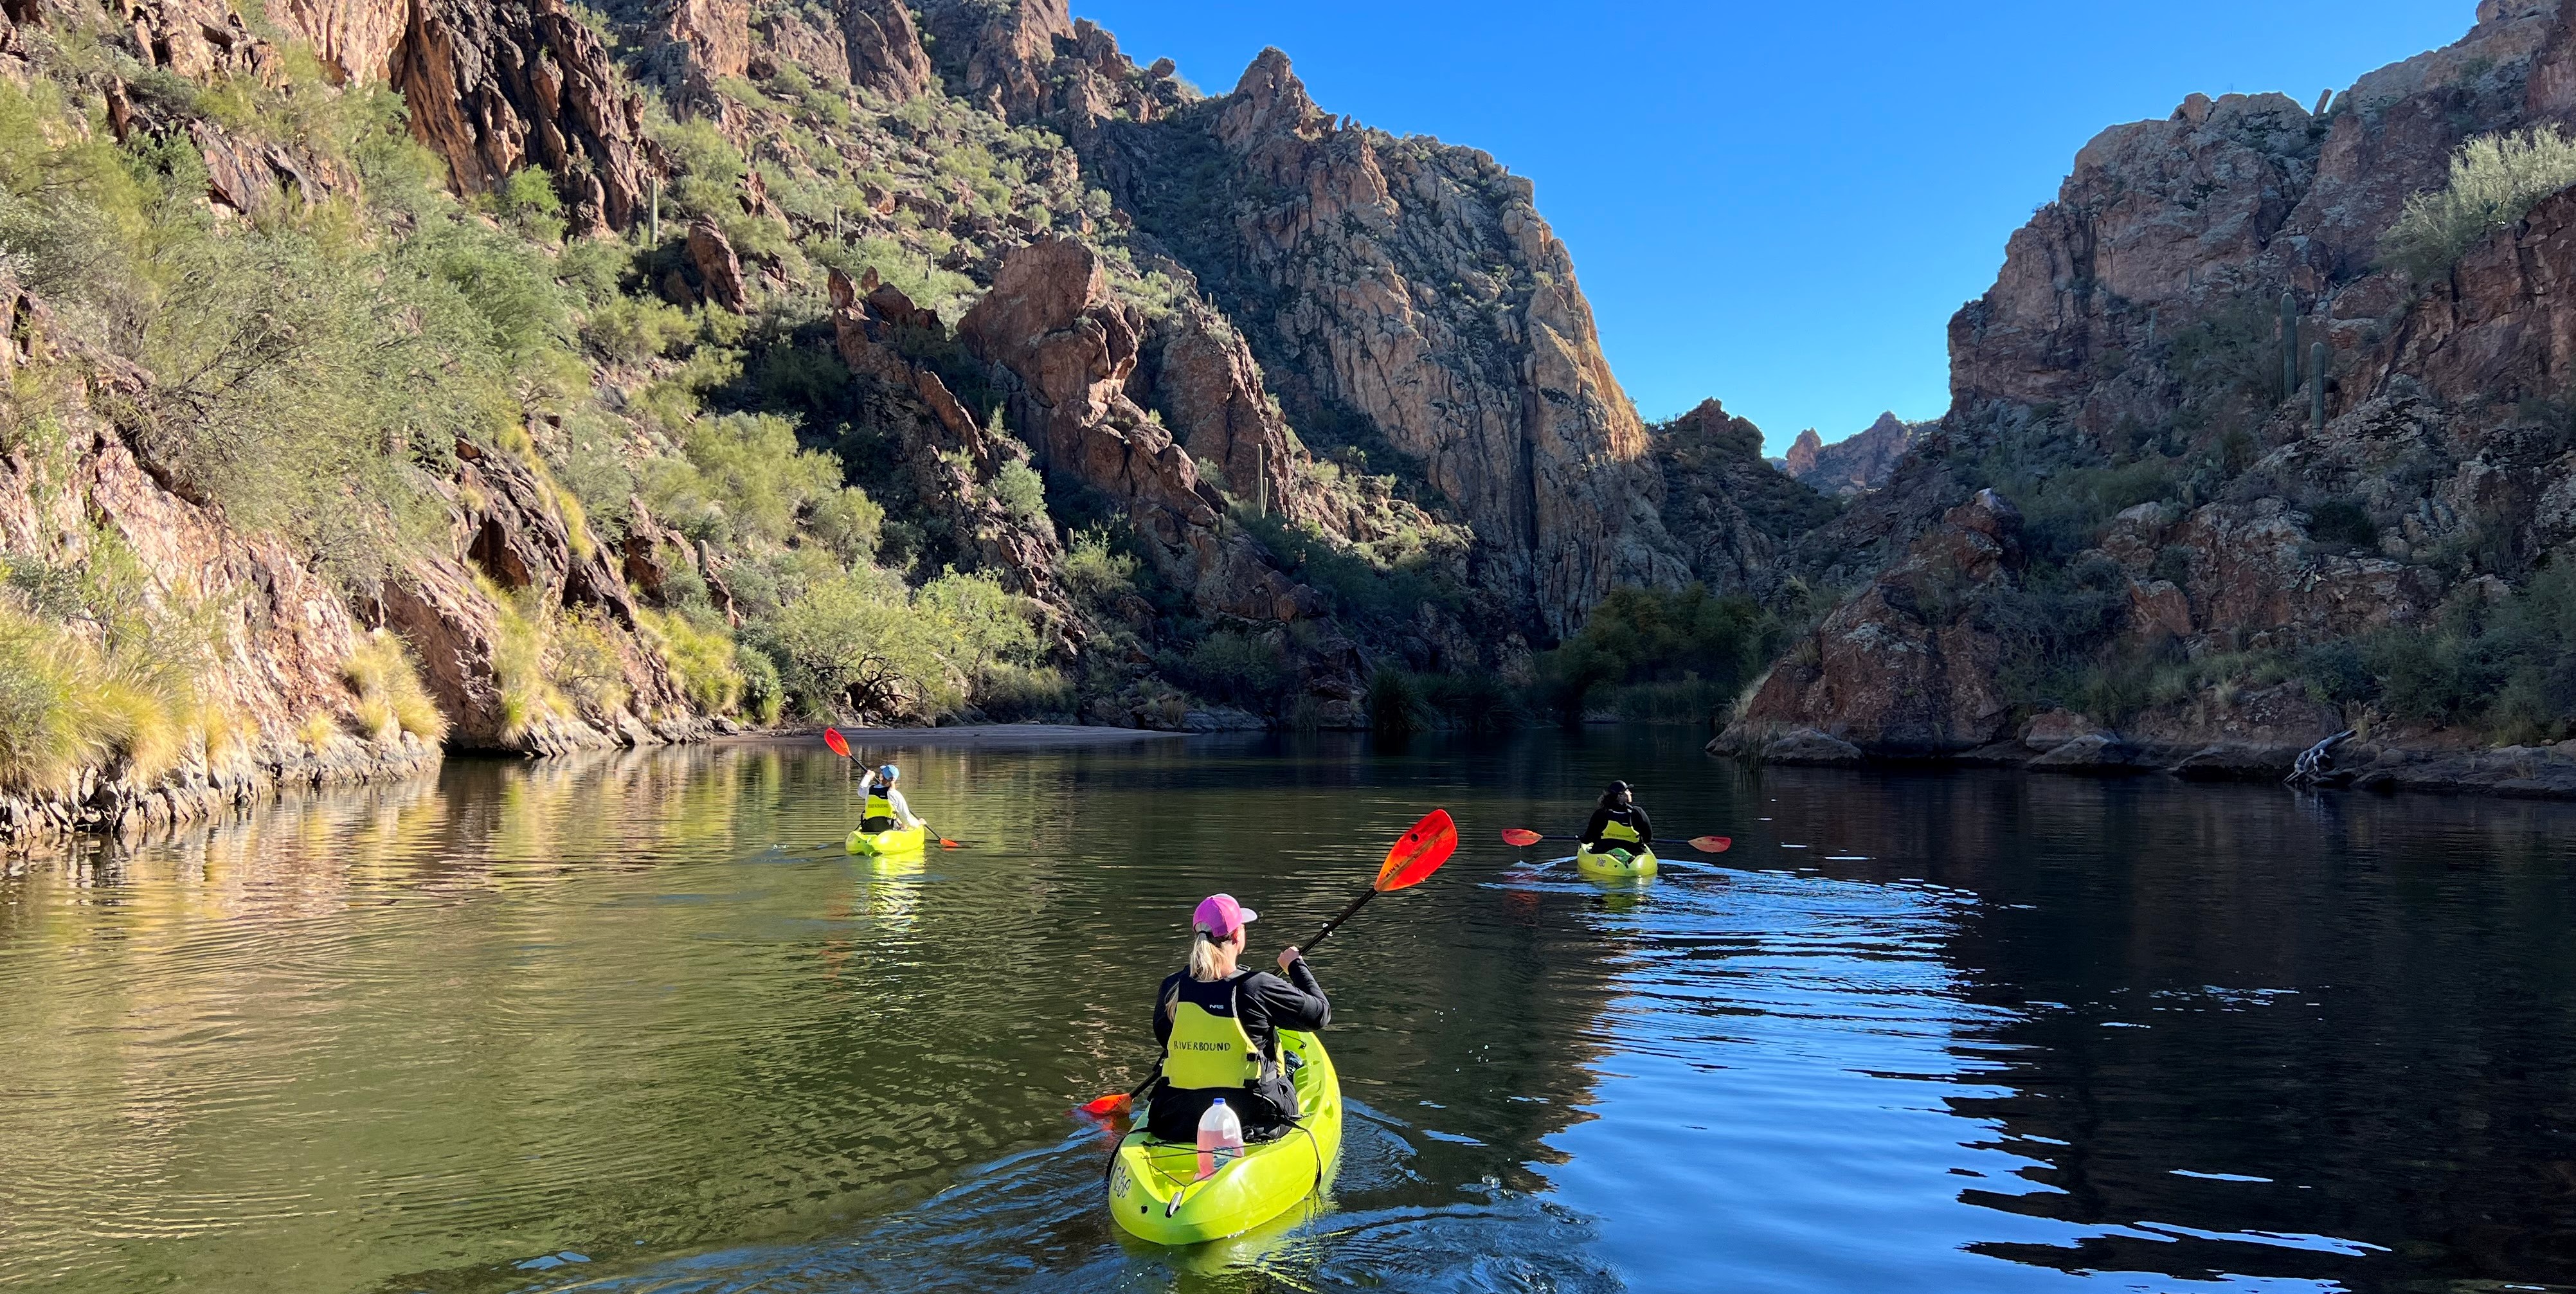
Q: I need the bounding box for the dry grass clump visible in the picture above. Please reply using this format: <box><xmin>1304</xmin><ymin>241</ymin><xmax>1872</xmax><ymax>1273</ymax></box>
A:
<box><xmin>638</xmin><ymin>606</ymin><xmax>743</xmax><ymax>715</ymax></box>
<box><xmin>0</xmin><ymin>601</ymin><xmax>190</xmax><ymax>792</ymax></box>
<box><xmin>343</xmin><ymin>629</ymin><xmax>448</xmax><ymax>743</ymax></box>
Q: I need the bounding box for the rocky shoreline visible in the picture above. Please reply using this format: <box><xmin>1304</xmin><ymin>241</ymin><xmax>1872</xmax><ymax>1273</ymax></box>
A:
<box><xmin>1718</xmin><ymin>724</ymin><xmax>2576</xmax><ymax>799</ymax></box>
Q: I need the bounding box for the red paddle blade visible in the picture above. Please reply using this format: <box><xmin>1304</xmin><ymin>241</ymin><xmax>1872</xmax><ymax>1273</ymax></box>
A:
<box><xmin>824</xmin><ymin>728</ymin><xmax>851</xmax><ymax>759</ymax></box>
<box><xmin>1080</xmin><ymin>1093</ymin><xmax>1131</xmax><ymax>1117</ymax></box>
<box><xmin>1691</xmin><ymin>835</ymin><xmax>1733</xmax><ymax>854</ymax></box>
<box><xmin>939</xmin><ymin>838</ymin><xmax>961</xmax><ymax>850</ymax></box>
<box><xmin>1376</xmin><ymin>809</ymin><xmax>1457</xmax><ymax>892</ymax></box>
<box><xmin>1499</xmin><ymin>828</ymin><xmax>1544</xmax><ymax>848</ymax></box>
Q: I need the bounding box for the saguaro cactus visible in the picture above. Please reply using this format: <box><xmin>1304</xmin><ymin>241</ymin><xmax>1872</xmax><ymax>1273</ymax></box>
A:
<box><xmin>2281</xmin><ymin>291</ymin><xmax>2300</xmax><ymax>399</ymax></box>
<box><xmin>2312</xmin><ymin>342</ymin><xmax>2329</xmax><ymax>431</ymax></box>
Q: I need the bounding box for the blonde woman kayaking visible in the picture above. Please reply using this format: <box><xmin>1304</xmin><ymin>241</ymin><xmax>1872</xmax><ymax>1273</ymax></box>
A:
<box><xmin>1146</xmin><ymin>894</ymin><xmax>1329</xmax><ymax>1143</ymax></box>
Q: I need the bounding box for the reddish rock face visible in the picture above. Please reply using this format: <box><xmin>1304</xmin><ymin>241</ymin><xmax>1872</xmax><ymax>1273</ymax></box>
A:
<box><xmin>683</xmin><ymin>217</ymin><xmax>749</xmax><ymax>312</ymax></box>
<box><xmin>1178</xmin><ymin>48</ymin><xmax>1687</xmax><ymax>637</ymax></box>
<box><xmin>842</xmin><ymin>0</ymin><xmax>930</xmax><ymax>103</ymax></box>
<box><xmin>1729</xmin><ymin>490</ymin><xmax>2027</xmax><ymax>755</ymax></box>
<box><xmin>1784</xmin><ymin>413</ymin><xmax>1917</xmax><ymax>496</ymax></box>
<box><xmin>920</xmin><ymin>0</ymin><xmax>1071</xmax><ymax>118</ymax></box>
<box><xmin>267</xmin><ymin>0</ymin><xmax>408</xmax><ymax>82</ymax></box>
<box><xmin>957</xmin><ymin>240</ymin><xmax>1329</xmax><ymax>628</ymax></box>
<box><xmin>392</xmin><ymin>0</ymin><xmax>654</xmax><ymax>234</ymax></box>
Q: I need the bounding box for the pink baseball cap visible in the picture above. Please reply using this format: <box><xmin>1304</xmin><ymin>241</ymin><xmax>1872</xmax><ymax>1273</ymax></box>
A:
<box><xmin>1192</xmin><ymin>893</ymin><xmax>1257</xmax><ymax>938</ymax></box>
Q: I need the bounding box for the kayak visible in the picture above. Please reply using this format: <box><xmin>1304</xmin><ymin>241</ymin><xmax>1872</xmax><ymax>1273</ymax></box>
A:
<box><xmin>1574</xmin><ymin>843</ymin><xmax>1658</xmax><ymax>880</ymax></box>
<box><xmin>847</xmin><ymin>824</ymin><xmax>928</xmax><ymax>855</ymax></box>
<box><xmin>1107</xmin><ymin>1029</ymin><xmax>1342</xmax><ymax>1245</ymax></box>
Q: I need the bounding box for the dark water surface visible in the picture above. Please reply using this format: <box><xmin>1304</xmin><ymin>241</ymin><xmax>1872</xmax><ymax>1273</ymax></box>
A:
<box><xmin>4</xmin><ymin>729</ymin><xmax>2573</xmax><ymax>1293</ymax></box>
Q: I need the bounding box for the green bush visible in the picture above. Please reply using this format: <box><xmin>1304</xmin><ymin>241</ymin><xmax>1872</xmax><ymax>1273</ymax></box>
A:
<box><xmin>993</xmin><ymin>458</ymin><xmax>1049</xmax><ymax>526</ymax></box>
<box><xmin>2307</xmin><ymin>499</ymin><xmax>2379</xmax><ymax>550</ymax></box>
<box><xmin>1179</xmin><ymin>630</ymin><xmax>1288</xmax><ymax>707</ymax></box>
<box><xmin>1366</xmin><ymin>667</ymin><xmax>1433</xmax><ymax>736</ymax></box>
<box><xmin>2381</xmin><ymin>125</ymin><xmax>2576</xmax><ymax>280</ymax></box>
<box><xmin>1535</xmin><ymin>585</ymin><xmax>1779</xmax><ymax>722</ymax></box>
<box><xmin>584</xmin><ymin>296</ymin><xmax>696</xmax><ymax>364</ymax></box>
<box><xmin>765</xmin><ymin>568</ymin><xmax>1039</xmax><ymax>721</ymax></box>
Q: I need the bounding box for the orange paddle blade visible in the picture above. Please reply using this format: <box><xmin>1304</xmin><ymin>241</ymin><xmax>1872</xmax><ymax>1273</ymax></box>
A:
<box><xmin>1499</xmin><ymin>828</ymin><xmax>1544</xmax><ymax>848</ymax></box>
<box><xmin>1080</xmin><ymin>1092</ymin><xmax>1131</xmax><ymax>1117</ymax></box>
<box><xmin>1691</xmin><ymin>835</ymin><xmax>1733</xmax><ymax>854</ymax></box>
<box><xmin>939</xmin><ymin>838</ymin><xmax>961</xmax><ymax>850</ymax></box>
<box><xmin>1376</xmin><ymin>809</ymin><xmax>1457</xmax><ymax>892</ymax></box>
<box><xmin>824</xmin><ymin>728</ymin><xmax>851</xmax><ymax>759</ymax></box>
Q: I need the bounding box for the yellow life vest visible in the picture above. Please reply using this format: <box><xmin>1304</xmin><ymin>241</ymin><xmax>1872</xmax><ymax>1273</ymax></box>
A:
<box><xmin>1162</xmin><ymin>975</ymin><xmax>1276</xmax><ymax>1091</ymax></box>
<box><xmin>1597</xmin><ymin>813</ymin><xmax>1643</xmax><ymax>847</ymax></box>
<box><xmin>865</xmin><ymin>792</ymin><xmax>895</xmax><ymax>822</ymax></box>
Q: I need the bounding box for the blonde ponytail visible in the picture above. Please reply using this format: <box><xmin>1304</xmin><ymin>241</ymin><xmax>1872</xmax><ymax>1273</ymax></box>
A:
<box><xmin>1187</xmin><ymin>930</ymin><xmax>1238</xmax><ymax>982</ymax></box>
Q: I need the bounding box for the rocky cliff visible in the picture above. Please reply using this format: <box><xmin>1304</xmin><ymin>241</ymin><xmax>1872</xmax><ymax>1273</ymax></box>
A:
<box><xmin>1783</xmin><ymin>413</ymin><xmax>1918</xmax><ymax>496</ymax></box>
<box><xmin>1722</xmin><ymin>0</ymin><xmax>2576</xmax><ymax>794</ymax></box>
<box><xmin>8</xmin><ymin>0</ymin><xmax>1741</xmax><ymax>841</ymax></box>
<box><xmin>1080</xmin><ymin>46</ymin><xmax>1691</xmax><ymax>638</ymax></box>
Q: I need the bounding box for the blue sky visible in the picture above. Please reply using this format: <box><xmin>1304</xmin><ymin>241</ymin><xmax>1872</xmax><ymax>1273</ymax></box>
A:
<box><xmin>1074</xmin><ymin>1</ymin><xmax>2474</xmax><ymax>454</ymax></box>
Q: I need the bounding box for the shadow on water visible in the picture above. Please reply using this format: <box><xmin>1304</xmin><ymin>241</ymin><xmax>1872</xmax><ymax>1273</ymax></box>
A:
<box><xmin>2</xmin><ymin>730</ymin><xmax>2573</xmax><ymax>1292</ymax></box>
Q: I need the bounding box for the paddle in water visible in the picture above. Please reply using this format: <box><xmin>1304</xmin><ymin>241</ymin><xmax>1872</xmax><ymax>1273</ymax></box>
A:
<box><xmin>1079</xmin><ymin>809</ymin><xmax>1459</xmax><ymax>1118</ymax></box>
<box><xmin>824</xmin><ymin>727</ymin><xmax>966</xmax><ymax>849</ymax></box>
<box><xmin>1500</xmin><ymin>827</ymin><xmax>1732</xmax><ymax>853</ymax></box>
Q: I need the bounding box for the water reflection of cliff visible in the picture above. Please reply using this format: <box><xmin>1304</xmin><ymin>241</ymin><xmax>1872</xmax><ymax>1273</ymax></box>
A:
<box><xmin>1743</xmin><ymin>767</ymin><xmax>2576</xmax><ymax>1288</ymax></box>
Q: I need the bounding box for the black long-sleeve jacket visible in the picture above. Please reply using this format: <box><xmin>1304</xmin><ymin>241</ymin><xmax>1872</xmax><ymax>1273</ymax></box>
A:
<box><xmin>1579</xmin><ymin>805</ymin><xmax>1653</xmax><ymax>847</ymax></box>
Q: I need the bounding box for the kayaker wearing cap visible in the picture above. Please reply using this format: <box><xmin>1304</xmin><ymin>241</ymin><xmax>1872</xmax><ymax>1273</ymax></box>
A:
<box><xmin>1579</xmin><ymin>781</ymin><xmax>1653</xmax><ymax>854</ymax></box>
<box><xmin>1147</xmin><ymin>894</ymin><xmax>1329</xmax><ymax>1144</ymax></box>
<box><xmin>856</xmin><ymin>764</ymin><xmax>923</xmax><ymax>832</ymax></box>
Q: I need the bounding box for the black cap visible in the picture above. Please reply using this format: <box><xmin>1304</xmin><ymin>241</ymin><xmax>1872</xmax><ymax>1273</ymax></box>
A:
<box><xmin>1606</xmin><ymin>780</ymin><xmax>1631</xmax><ymax>795</ymax></box>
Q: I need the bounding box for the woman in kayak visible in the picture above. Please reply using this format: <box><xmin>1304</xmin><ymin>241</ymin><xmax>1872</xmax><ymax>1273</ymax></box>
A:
<box><xmin>1148</xmin><ymin>893</ymin><xmax>1329</xmax><ymax>1144</ymax></box>
<box><xmin>856</xmin><ymin>764</ymin><xmax>923</xmax><ymax>832</ymax></box>
<box><xmin>1580</xmin><ymin>780</ymin><xmax>1653</xmax><ymax>855</ymax></box>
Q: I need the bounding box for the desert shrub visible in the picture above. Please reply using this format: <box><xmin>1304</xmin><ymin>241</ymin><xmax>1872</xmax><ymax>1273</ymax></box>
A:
<box><xmin>2382</xmin><ymin>125</ymin><xmax>2576</xmax><ymax>280</ymax></box>
<box><xmin>646</xmin><ymin>413</ymin><xmax>879</xmax><ymax>561</ymax></box>
<box><xmin>1059</xmin><ymin>529</ymin><xmax>1139</xmax><ymax>606</ymax></box>
<box><xmin>1418</xmin><ymin>670</ymin><xmax>1523</xmax><ymax>732</ymax></box>
<box><xmin>496</xmin><ymin>166</ymin><xmax>564</xmax><ymax>242</ymax></box>
<box><xmin>1366</xmin><ymin>667</ymin><xmax>1435</xmax><ymax>736</ymax></box>
<box><xmin>993</xmin><ymin>458</ymin><xmax>1048</xmax><ymax>526</ymax></box>
<box><xmin>584</xmin><ymin>296</ymin><xmax>696</xmax><ymax>364</ymax></box>
<box><xmin>2357</xmin><ymin>563</ymin><xmax>2576</xmax><ymax>739</ymax></box>
<box><xmin>342</xmin><ymin>629</ymin><xmax>447</xmax><ymax>742</ymax></box>
<box><xmin>1534</xmin><ymin>585</ymin><xmax>1779</xmax><ymax>722</ymax></box>
<box><xmin>2300</xmin><ymin>638</ymin><xmax>2377</xmax><ymax>706</ymax></box>
<box><xmin>639</xmin><ymin>606</ymin><xmax>744</xmax><ymax>715</ymax></box>
<box><xmin>1178</xmin><ymin>630</ymin><xmax>1289</xmax><ymax>707</ymax></box>
<box><xmin>764</xmin><ymin>567</ymin><xmax>1038</xmax><ymax>721</ymax></box>
<box><xmin>738</xmin><ymin>645</ymin><xmax>786</xmax><ymax>726</ymax></box>
<box><xmin>2307</xmin><ymin>498</ymin><xmax>2379</xmax><ymax>550</ymax></box>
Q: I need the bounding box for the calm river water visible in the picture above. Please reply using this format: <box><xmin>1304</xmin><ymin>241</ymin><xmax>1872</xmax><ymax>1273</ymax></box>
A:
<box><xmin>3</xmin><ymin>729</ymin><xmax>2572</xmax><ymax>1293</ymax></box>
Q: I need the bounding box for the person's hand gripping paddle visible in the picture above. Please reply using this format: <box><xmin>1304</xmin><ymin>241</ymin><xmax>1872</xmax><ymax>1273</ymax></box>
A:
<box><xmin>825</xmin><ymin>727</ymin><xmax>968</xmax><ymax>849</ymax></box>
<box><xmin>1079</xmin><ymin>809</ymin><xmax>1459</xmax><ymax>1118</ymax></box>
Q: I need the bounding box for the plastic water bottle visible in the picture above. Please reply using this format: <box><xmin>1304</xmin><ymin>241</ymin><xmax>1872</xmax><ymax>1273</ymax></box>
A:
<box><xmin>1195</xmin><ymin>1097</ymin><xmax>1244</xmax><ymax>1180</ymax></box>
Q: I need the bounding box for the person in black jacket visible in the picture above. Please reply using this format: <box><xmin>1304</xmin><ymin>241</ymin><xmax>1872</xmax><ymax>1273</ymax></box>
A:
<box><xmin>1578</xmin><ymin>781</ymin><xmax>1654</xmax><ymax>855</ymax></box>
<box><xmin>1147</xmin><ymin>892</ymin><xmax>1329</xmax><ymax>1143</ymax></box>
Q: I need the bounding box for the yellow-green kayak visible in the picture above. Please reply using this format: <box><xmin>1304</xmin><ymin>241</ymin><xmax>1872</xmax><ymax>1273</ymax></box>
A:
<box><xmin>1575</xmin><ymin>843</ymin><xmax>1658</xmax><ymax>880</ymax></box>
<box><xmin>1107</xmin><ymin>1029</ymin><xmax>1342</xmax><ymax>1245</ymax></box>
<box><xmin>847</xmin><ymin>825</ymin><xmax>927</xmax><ymax>855</ymax></box>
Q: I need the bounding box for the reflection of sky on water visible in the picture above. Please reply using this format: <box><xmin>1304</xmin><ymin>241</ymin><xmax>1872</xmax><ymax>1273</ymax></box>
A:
<box><xmin>6</xmin><ymin>730</ymin><xmax>2575</xmax><ymax>1293</ymax></box>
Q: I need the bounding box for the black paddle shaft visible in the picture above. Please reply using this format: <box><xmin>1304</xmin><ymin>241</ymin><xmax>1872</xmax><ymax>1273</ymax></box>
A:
<box><xmin>1301</xmin><ymin>886</ymin><xmax>1379</xmax><ymax>955</ymax></box>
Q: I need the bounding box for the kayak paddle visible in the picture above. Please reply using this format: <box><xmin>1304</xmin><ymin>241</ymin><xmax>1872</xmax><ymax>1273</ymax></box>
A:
<box><xmin>1303</xmin><ymin>808</ymin><xmax>1457</xmax><ymax>954</ymax></box>
<box><xmin>1501</xmin><ymin>828</ymin><xmax>1733</xmax><ymax>854</ymax></box>
<box><xmin>824</xmin><ymin>727</ymin><xmax>966</xmax><ymax>849</ymax></box>
<box><xmin>1078</xmin><ymin>808</ymin><xmax>1459</xmax><ymax>1119</ymax></box>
